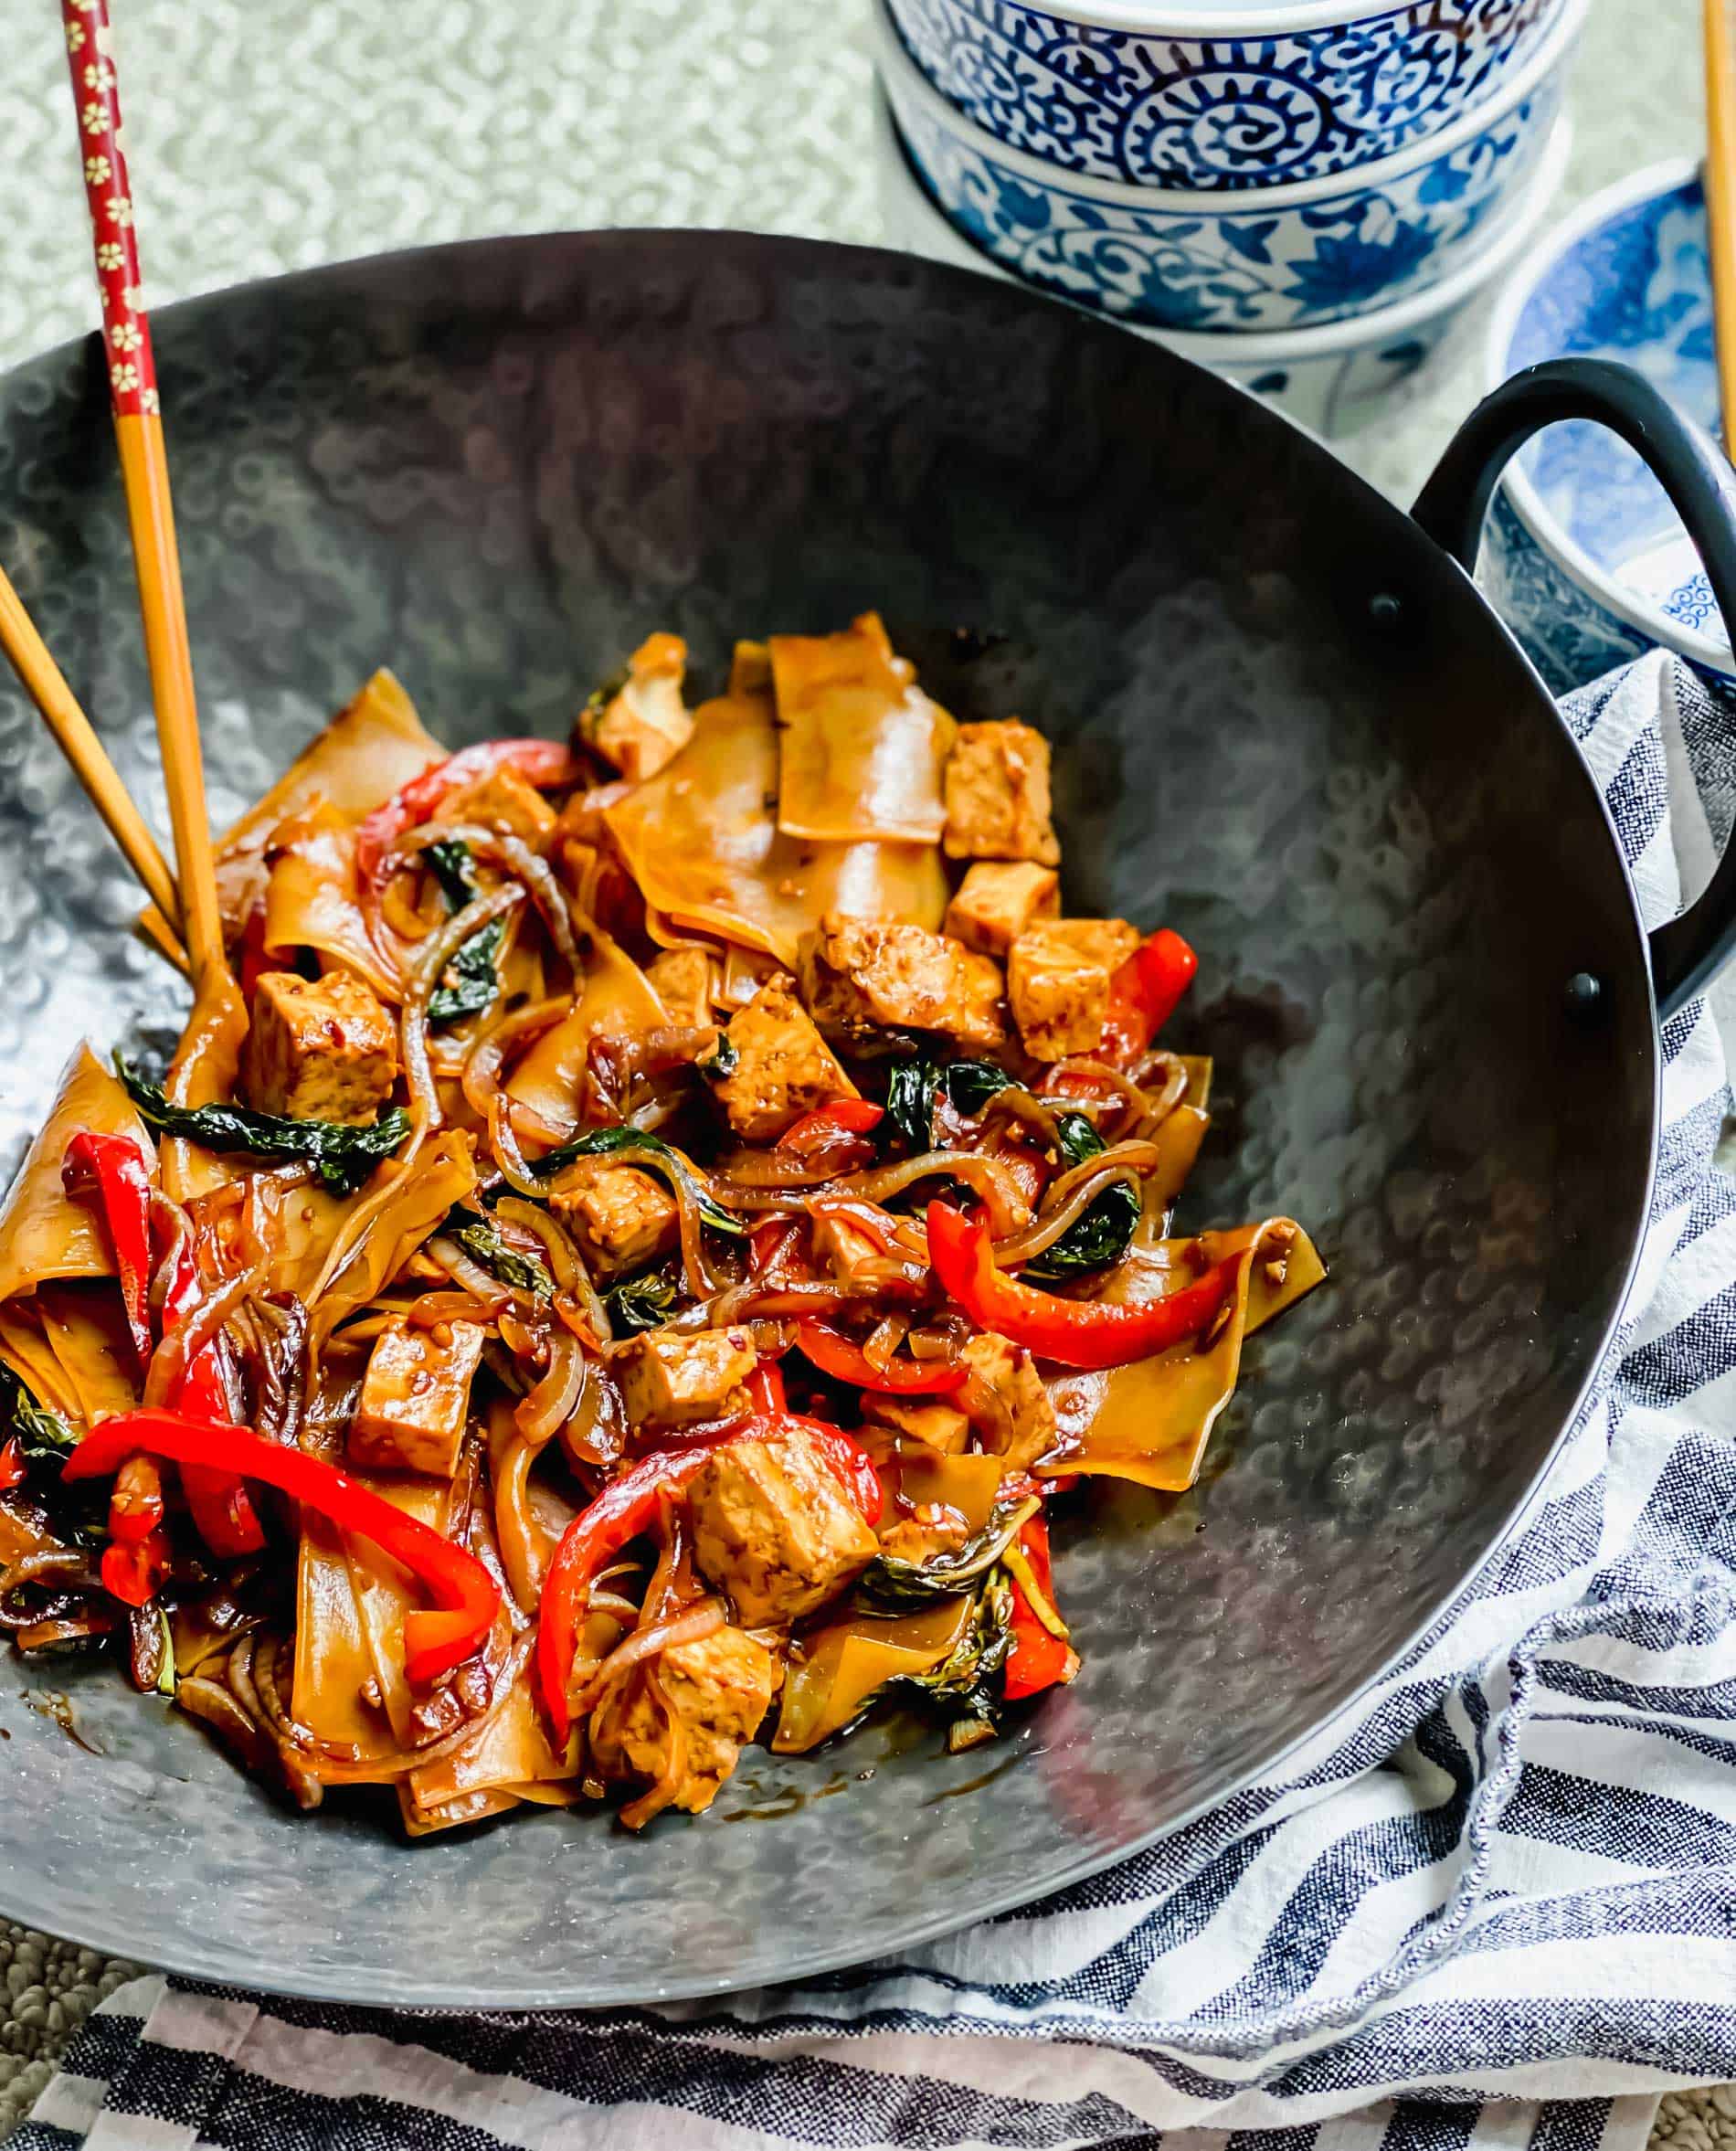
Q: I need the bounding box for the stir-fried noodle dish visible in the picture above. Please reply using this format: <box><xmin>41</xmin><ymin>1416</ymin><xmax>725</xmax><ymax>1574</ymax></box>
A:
<box><xmin>0</xmin><ymin>618</ymin><xmax>1321</xmax><ymax>1833</ymax></box>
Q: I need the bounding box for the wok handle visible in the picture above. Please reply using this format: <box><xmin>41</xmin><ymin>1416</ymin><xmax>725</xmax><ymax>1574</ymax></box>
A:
<box><xmin>1413</xmin><ymin>356</ymin><xmax>1736</xmax><ymax>1022</ymax></box>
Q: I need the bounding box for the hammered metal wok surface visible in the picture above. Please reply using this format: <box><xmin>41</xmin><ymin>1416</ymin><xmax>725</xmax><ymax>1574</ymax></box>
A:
<box><xmin>0</xmin><ymin>232</ymin><xmax>1656</xmax><ymax>2007</ymax></box>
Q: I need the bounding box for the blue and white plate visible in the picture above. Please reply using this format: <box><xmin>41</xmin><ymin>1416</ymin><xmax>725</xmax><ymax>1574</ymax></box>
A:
<box><xmin>874</xmin><ymin>0</ymin><xmax>1583</xmax><ymax>334</ymax></box>
<box><xmin>1483</xmin><ymin>161</ymin><xmax>1734</xmax><ymax>695</ymax></box>
<box><xmin>888</xmin><ymin>0</ymin><xmax>1567</xmax><ymax>192</ymax></box>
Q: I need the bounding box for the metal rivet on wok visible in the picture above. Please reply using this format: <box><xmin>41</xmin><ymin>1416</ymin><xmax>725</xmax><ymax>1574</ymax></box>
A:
<box><xmin>1368</xmin><ymin>592</ymin><xmax>1403</xmax><ymax>630</ymax></box>
<box><xmin>1564</xmin><ymin>971</ymin><xmax>1604</xmax><ymax>1018</ymax></box>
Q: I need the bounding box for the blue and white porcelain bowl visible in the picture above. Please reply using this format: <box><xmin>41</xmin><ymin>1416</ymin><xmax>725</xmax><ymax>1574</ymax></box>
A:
<box><xmin>873</xmin><ymin>0</ymin><xmax>1583</xmax><ymax>334</ymax></box>
<box><xmin>1482</xmin><ymin>161</ymin><xmax>1736</xmax><ymax>696</ymax></box>
<box><xmin>874</xmin><ymin>83</ymin><xmax>1572</xmax><ymax>437</ymax></box>
<box><xmin>887</xmin><ymin>0</ymin><xmax>1566</xmax><ymax>191</ymax></box>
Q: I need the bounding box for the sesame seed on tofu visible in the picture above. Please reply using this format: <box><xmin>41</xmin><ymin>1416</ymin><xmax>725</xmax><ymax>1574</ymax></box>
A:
<box><xmin>942</xmin><ymin>720</ymin><xmax>1060</xmax><ymax>865</ymax></box>
<box><xmin>349</xmin><ymin>1319</ymin><xmax>485</xmax><ymax>1478</ymax></box>
<box><xmin>796</xmin><ymin>914</ymin><xmax>1006</xmax><ymax>1052</ymax></box>
<box><xmin>688</xmin><ymin>1430</ymin><xmax>878</xmax><ymax>1626</ymax></box>
<box><xmin>709</xmin><ymin>975</ymin><xmax>859</xmax><ymax>1142</ymax></box>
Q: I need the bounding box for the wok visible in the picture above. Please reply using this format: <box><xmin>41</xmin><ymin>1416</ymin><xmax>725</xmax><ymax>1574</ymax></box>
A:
<box><xmin>0</xmin><ymin>230</ymin><xmax>1729</xmax><ymax>2009</ymax></box>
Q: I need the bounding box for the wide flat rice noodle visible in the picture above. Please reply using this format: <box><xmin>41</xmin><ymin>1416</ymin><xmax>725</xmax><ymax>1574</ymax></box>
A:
<box><xmin>0</xmin><ymin>1308</ymin><xmax>80</xmax><ymax>1425</ymax></box>
<box><xmin>260</xmin><ymin>802</ymin><xmax>402</xmax><ymax>1001</ymax></box>
<box><xmin>172</xmin><ymin>669</ymin><xmax>441</xmax><ymax>948</ymax></box>
<box><xmin>345</xmin><ymin>1473</ymin><xmax>453</xmax><ymax>1746</ymax></box>
<box><xmin>605</xmin><ymin>678</ymin><xmax>946</xmax><ymax>970</ymax></box>
<box><xmin>770</xmin><ymin>613</ymin><xmax>952</xmax><ymax>844</ymax></box>
<box><xmin>504</xmin><ymin>940</ymin><xmax>667</xmax><ymax>1133</ymax></box>
<box><xmin>398</xmin><ymin>1783</ymin><xmax>519</xmax><ymax>1835</ymax></box>
<box><xmin>408</xmin><ymin>1673</ymin><xmax>576</xmax><ymax>1810</ymax></box>
<box><xmin>160</xmin><ymin>963</ymin><xmax>250</xmax><ymax>1205</ymax></box>
<box><xmin>294</xmin><ymin>1510</ymin><xmax>394</xmax><ymax>1762</ymax></box>
<box><xmin>1048</xmin><ymin>1220</ymin><xmax>1325</xmax><ymax>1492</ymax></box>
<box><xmin>774</xmin><ymin>1595</ymin><xmax>973</xmax><ymax>1754</ymax></box>
<box><xmin>36</xmin><ymin>1283</ymin><xmax>139</xmax><ymax>1427</ymax></box>
<box><xmin>309</xmin><ymin>1131</ymin><xmax>478</xmax><ymax>1332</ymax></box>
<box><xmin>0</xmin><ymin>1047</ymin><xmax>154</xmax><ymax>1306</ymax></box>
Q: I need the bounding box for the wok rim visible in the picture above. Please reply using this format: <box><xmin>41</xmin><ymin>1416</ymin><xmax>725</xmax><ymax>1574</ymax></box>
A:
<box><xmin>0</xmin><ymin>228</ymin><xmax>1666</xmax><ymax>2008</ymax></box>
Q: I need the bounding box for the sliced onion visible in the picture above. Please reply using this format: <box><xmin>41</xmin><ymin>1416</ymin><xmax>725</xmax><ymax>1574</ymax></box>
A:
<box><xmin>570</xmin><ymin>1598</ymin><xmax>725</xmax><ymax>1720</ymax></box>
<box><xmin>517</xmin><ymin>1327</ymin><xmax>586</xmax><ymax>1447</ymax></box>
<box><xmin>833</xmin><ymin>1150</ymin><xmax>1031</xmax><ymax>1236</ymax></box>
<box><xmin>402</xmin><ymin>884</ymin><xmax>526</xmax><ymax>1134</ymax></box>
<box><xmin>619</xmin><ymin>1663</ymin><xmax>690</xmax><ymax>1830</ymax></box>
<box><xmin>494</xmin><ymin>1198</ymin><xmax>612</xmax><ymax>1346</ymax></box>
<box><xmin>462</xmin><ymin>996</ymin><xmax>572</xmax><ymax>1129</ymax></box>
<box><xmin>143</xmin><ymin>1261</ymin><xmax>265</xmax><ymax>1409</ymax></box>
<box><xmin>414</xmin><ymin>1259</ymin><xmax>513</xmax><ymax>1318</ymax></box>
<box><xmin>391</xmin><ymin>821</ymin><xmax>581</xmax><ymax>979</ymax></box>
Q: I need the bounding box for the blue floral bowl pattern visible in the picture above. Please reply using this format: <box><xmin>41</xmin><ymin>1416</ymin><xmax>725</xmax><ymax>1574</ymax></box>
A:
<box><xmin>877</xmin><ymin>0</ymin><xmax>1570</xmax><ymax>333</ymax></box>
<box><xmin>1484</xmin><ymin>161</ymin><xmax>1736</xmax><ymax>694</ymax></box>
<box><xmin>887</xmin><ymin>0</ymin><xmax>1565</xmax><ymax>190</ymax></box>
<box><xmin>873</xmin><ymin>81</ymin><xmax>1571</xmax><ymax>438</ymax></box>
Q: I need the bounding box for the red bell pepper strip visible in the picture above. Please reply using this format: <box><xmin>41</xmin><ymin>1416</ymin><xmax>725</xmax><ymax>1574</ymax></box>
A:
<box><xmin>107</xmin><ymin>1454</ymin><xmax>164</xmax><ymax>1543</ymax></box>
<box><xmin>66</xmin><ymin>1410</ymin><xmax>500</xmax><ymax>1684</ymax></box>
<box><xmin>1100</xmin><ymin>929</ymin><xmax>1198</xmax><ymax>1064</ymax></box>
<box><xmin>159</xmin><ymin>1244</ymin><xmax>265</xmax><ymax>1558</ymax></box>
<box><xmin>795</xmin><ymin>1320</ymin><xmax>967</xmax><ymax>1397</ymax></box>
<box><xmin>0</xmin><ymin>1437</ymin><xmax>24</xmax><ymax>1492</ymax></box>
<box><xmin>1001</xmin><ymin>1516</ymin><xmax>1078</xmax><ymax>1701</ymax></box>
<box><xmin>356</xmin><ymin>738</ymin><xmax>582</xmax><ymax>883</ymax></box>
<box><xmin>100</xmin><ymin>1527</ymin><xmax>168</xmax><ymax>1609</ymax></box>
<box><xmin>777</xmin><ymin>1099</ymin><xmax>885</xmax><ymax>1159</ymax></box>
<box><xmin>536</xmin><ymin>1411</ymin><xmax>884</xmax><ymax>1735</ymax></box>
<box><xmin>60</xmin><ymin>1131</ymin><xmax>153</xmax><ymax>1363</ymax></box>
<box><xmin>743</xmin><ymin>1361</ymin><xmax>786</xmax><ymax>1415</ymax></box>
<box><xmin>926</xmin><ymin>1201</ymin><xmax>1237</xmax><ymax>1372</ymax></box>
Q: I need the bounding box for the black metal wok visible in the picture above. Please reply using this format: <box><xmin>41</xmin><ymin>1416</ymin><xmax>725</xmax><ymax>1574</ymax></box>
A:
<box><xmin>0</xmin><ymin>230</ymin><xmax>1728</xmax><ymax>2008</ymax></box>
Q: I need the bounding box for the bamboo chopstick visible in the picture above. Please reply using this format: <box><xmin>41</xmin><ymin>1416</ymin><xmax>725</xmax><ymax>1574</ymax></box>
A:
<box><xmin>1707</xmin><ymin>0</ymin><xmax>1736</xmax><ymax>455</ymax></box>
<box><xmin>0</xmin><ymin>561</ymin><xmax>187</xmax><ymax>962</ymax></box>
<box><xmin>60</xmin><ymin>0</ymin><xmax>224</xmax><ymax>981</ymax></box>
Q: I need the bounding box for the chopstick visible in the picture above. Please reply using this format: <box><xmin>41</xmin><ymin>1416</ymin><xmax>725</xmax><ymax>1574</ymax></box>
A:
<box><xmin>0</xmin><ymin>561</ymin><xmax>188</xmax><ymax>965</ymax></box>
<box><xmin>60</xmin><ymin>0</ymin><xmax>225</xmax><ymax>981</ymax></box>
<box><xmin>1707</xmin><ymin>0</ymin><xmax>1736</xmax><ymax>455</ymax></box>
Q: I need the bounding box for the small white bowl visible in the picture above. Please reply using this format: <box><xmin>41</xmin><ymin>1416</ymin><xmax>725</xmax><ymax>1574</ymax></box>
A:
<box><xmin>1480</xmin><ymin>160</ymin><xmax>1736</xmax><ymax>693</ymax></box>
<box><xmin>873</xmin><ymin>0</ymin><xmax>1584</xmax><ymax>334</ymax></box>
<box><xmin>887</xmin><ymin>0</ymin><xmax>1570</xmax><ymax>191</ymax></box>
<box><xmin>874</xmin><ymin>84</ymin><xmax>1572</xmax><ymax>438</ymax></box>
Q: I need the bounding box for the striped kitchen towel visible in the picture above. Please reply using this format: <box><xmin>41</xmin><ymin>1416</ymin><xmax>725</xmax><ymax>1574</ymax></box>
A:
<box><xmin>16</xmin><ymin>651</ymin><xmax>1736</xmax><ymax>2151</ymax></box>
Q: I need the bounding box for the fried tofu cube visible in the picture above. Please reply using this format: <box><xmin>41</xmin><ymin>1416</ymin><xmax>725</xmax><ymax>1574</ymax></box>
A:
<box><xmin>439</xmin><ymin>764</ymin><xmax>557</xmax><ymax>847</ymax></box>
<box><xmin>861</xmin><ymin>1395</ymin><xmax>971</xmax><ymax>1455</ymax></box>
<box><xmin>617</xmin><ymin>1327</ymin><xmax>757</xmax><ymax>1430</ymax></box>
<box><xmin>958</xmin><ymin>1332</ymin><xmax>1058</xmax><ymax>1472</ymax></box>
<box><xmin>810</xmin><ymin>1210</ymin><xmax>884</xmax><ymax>1287</ymax></box>
<box><xmin>589</xmin><ymin>1624</ymin><xmax>778</xmax><ymax>1815</ymax></box>
<box><xmin>646</xmin><ymin>944</ymin><xmax>716</xmax><ymax>1028</ymax></box>
<box><xmin>349</xmin><ymin>1319</ymin><xmax>485</xmax><ymax>1478</ymax></box>
<box><xmin>1008</xmin><ymin>923</ymin><xmax>1121</xmax><ymax>1061</ymax></box>
<box><xmin>710</xmin><ymin>975</ymin><xmax>860</xmax><ymax>1142</ymax></box>
<box><xmin>689</xmin><ymin>1431</ymin><xmax>879</xmax><ymax>1626</ymax></box>
<box><xmin>583</xmin><ymin>632</ymin><xmax>694</xmax><ymax>783</ymax></box>
<box><xmin>943</xmin><ymin>862</ymin><xmax>1059</xmax><ymax>958</ymax></box>
<box><xmin>549</xmin><ymin>1164</ymin><xmax>678</xmax><ymax>1281</ymax></box>
<box><xmin>242</xmin><ymin>969</ymin><xmax>399</xmax><ymax>1125</ymax></box>
<box><xmin>797</xmin><ymin>915</ymin><xmax>1006</xmax><ymax>1052</ymax></box>
<box><xmin>943</xmin><ymin>720</ymin><xmax>1060</xmax><ymax>865</ymax></box>
<box><xmin>1041</xmin><ymin>917</ymin><xmax>1140</xmax><ymax>970</ymax></box>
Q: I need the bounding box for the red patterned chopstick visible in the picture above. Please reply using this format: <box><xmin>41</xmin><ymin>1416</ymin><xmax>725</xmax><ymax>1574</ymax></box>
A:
<box><xmin>60</xmin><ymin>0</ymin><xmax>223</xmax><ymax>980</ymax></box>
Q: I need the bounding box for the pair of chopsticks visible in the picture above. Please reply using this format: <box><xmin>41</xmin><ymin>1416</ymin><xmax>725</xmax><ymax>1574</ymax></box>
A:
<box><xmin>0</xmin><ymin>0</ymin><xmax>221</xmax><ymax>983</ymax></box>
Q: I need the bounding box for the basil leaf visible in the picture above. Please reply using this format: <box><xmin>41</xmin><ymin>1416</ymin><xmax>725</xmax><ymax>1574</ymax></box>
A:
<box><xmin>856</xmin><ymin>1494</ymin><xmax>1038</xmax><ymax>1612</ymax></box>
<box><xmin>941</xmin><ymin>1061</ymin><xmax>1015</xmax><ymax>1117</ymax></box>
<box><xmin>423</xmin><ymin>838</ymin><xmax>476</xmax><ymax>910</ymax></box>
<box><xmin>0</xmin><ymin>1365</ymin><xmax>100</xmax><ymax>1546</ymax></box>
<box><xmin>529</xmin><ymin>1126</ymin><xmax>746</xmax><ymax>1236</ymax></box>
<box><xmin>443</xmin><ymin>1206</ymin><xmax>552</xmax><ymax>1298</ymax></box>
<box><xmin>697</xmin><ymin>1033</ymin><xmax>737</xmax><ymax>1080</ymax></box>
<box><xmin>428</xmin><ymin>914</ymin><xmax>506</xmax><ymax>1027</ymax></box>
<box><xmin>1024</xmin><ymin>1109</ymin><xmax>1139</xmax><ymax>1280</ymax></box>
<box><xmin>897</xmin><ymin>1572</ymin><xmax>1015</xmax><ymax>1752</ymax></box>
<box><xmin>884</xmin><ymin>1055</ymin><xmax>940</xmax><ymax>1149</ymax></box>
<box><xmin>603</xmin><ymin>1267</ymin><xmax>680</xmax><ymax>1335</ymax></box>
<box><xmin>118</xmin><ymin>1062</ymin><xmax>411</xmax><ymax>1199</ymax></box>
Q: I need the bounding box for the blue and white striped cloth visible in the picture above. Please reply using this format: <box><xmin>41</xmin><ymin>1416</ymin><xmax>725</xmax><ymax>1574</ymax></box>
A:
<box><xmin>16</xmin><ymin>652</ymin><xmax>1736</xmax><ymax>2151</ymax></box>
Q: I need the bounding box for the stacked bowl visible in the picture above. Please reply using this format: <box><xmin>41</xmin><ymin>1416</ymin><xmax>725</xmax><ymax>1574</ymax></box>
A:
<box><xmin>873</xmin><ymin>0</ymin><xmax>1586</xmax><ymax>434</ymax></box>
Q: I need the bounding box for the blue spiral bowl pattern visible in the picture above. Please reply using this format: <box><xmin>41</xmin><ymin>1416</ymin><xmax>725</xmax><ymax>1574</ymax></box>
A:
<box><xmin>887</xmin><ymin>0</ymin><xmax>1566</xmax><ymax>189</ymax></box>
<box><xmin>878</xmin><ymin>0</ymin><xmax>1569</xmax><ymax>334</ymax></box>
